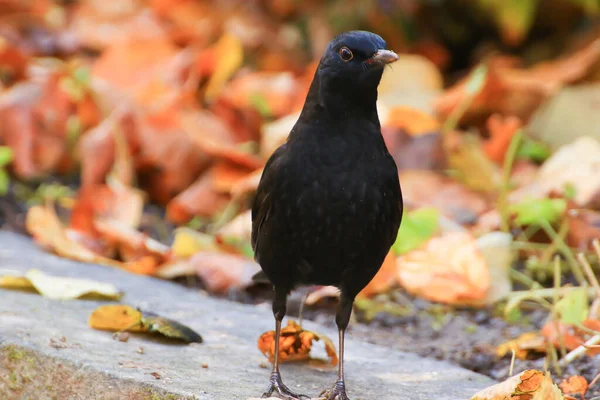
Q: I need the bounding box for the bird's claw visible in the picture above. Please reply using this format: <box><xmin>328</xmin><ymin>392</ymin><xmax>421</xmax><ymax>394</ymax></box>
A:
<box><xmin>320</xmin><ymin>380</ymin><xmax>350</xmax><ymax>400</ymax></box>
<box><xmin>261</xmin><ymin>372</ymin><xmax>309</xmax><ymax>400</ymax></box>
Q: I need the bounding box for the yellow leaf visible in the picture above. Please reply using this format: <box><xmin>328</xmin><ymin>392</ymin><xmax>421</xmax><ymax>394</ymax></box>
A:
<box><xmin>0</xmin><ymin>276</ymin><xmax>35</xmax><ymax>291</ymax></box>
<box><xmin>204</xmin><ymin>33</ymin><xmax>244</xmax><ymax>103</ymax></box>
<box><xmin>88</xmin><ymin>305</ymin><xmax>203</xmax><ymax>343</ymax></box>
<box><xmin>171</xmin><ymin>227</ymin><xmax>218</xmax><ymax>258</ymax></box>
<box><xmin>496</xmin><ymin>332</ymin><xmax>547</xmax><ymax>360</ymax></box>
<box><xmin>0</xmin><ymin>269</ymin><xmax>122</xmax><ymax>300</ymax></box>
<box><xmin>88</xmin><ymin>305</ymin><xmax>146</xmax><ymax>332</ymax></box>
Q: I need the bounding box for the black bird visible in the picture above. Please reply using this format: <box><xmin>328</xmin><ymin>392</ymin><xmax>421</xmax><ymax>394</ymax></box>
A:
<box><xmin>251</xmin><ymin>30</ymin><xmax>403</xmax><ymax>400</ymax></box>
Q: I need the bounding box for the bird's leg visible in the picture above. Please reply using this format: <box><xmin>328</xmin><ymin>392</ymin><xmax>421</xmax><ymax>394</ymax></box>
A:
<box><xmin>320</xmin><ymin>294</ymin><xmax>353</xmax><ymax>400</ymax></box>
<box><xmin>262</xmin><ymin>288</ymin><xmax>309</xmax><ymax>400</ymax></box>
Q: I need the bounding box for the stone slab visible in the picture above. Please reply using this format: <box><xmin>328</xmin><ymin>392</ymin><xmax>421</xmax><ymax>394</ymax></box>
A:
<box><xmin>0</xmin><ymin>232</ymin><xmax>493</xmax><ymax>399</ymax></box>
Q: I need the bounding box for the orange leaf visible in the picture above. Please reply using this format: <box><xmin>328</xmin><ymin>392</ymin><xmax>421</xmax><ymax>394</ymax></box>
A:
<box><xmin>396</xmin><ymin>232</ymin><xmax>490</xmax><ymax>306</ymax></box>
<box><xmin>358</xmin><ymin>252</ymin><xmax>397</xmax><ymax>298</ymax></box>
<box><xmin>483</xmin><ymin>114</ymin><xmax>523</xmax><ymax>164</ymax></box>
<box><xmin>88</xmin><ymin>305</ymin><xmax>146</xmax><ymax>332</ymax></box>
<box><xmin>166</xmin><ymin>171</ymin><xmax>229</xmax><ymax>224</ymax></box>
<box><xmin>386</xmin><ymin>106</ymin><xmax>440</xmax><ymax>136</ymax></box>
<box><xmin>496</xmin><ymin>332</ymin><xmax>547</xmax><ymax>360</ymax></box>
<box><xmin>257</xmin><ymin>320</ymin><xmax>337</xmax><ymax>366</ymax></box>
<box><xmin>559</xmin><ymin>376</ymin><xmax>588</xmax><ymax>398</ymax></box>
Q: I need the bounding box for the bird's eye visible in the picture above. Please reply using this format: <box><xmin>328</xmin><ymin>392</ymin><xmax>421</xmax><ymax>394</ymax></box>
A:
<box><xmin>339</xmin><ymin>47</ymin><xmax>353</xmax><ymax>62</ymax></box>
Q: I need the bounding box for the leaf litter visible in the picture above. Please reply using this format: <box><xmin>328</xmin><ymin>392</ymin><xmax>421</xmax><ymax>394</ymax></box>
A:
<box><xmin>1</xmin><ymin>1</ymin><xmax>600</xmax><ymax>396</ymax></box>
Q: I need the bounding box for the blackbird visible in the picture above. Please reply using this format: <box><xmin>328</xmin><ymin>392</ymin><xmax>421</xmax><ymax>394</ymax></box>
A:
<box><xmin>251</xmin><ymin>30</ymin><xmax>403</xmax><ymax>400</ymax></box>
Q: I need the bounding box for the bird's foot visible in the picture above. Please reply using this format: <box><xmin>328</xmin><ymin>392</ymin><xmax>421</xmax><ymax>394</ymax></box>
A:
<box><xmin>319</xmin><ymin>380</ymin><xmax>350</xmax><ymax>400</ymax></box>
<box><xmin>261</xmin><ymin>371</ymin><xmax>309</xmax><ymax>400</ymax></box>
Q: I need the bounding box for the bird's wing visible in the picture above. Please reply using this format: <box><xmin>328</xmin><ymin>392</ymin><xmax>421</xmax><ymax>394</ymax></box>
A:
<box><xmin>251</xmin><ymin>143</ymin><xmax>287</xmax><ymax>254</ymax></box>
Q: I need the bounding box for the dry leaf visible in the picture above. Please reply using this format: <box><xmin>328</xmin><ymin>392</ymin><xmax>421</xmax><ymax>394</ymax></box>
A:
<box><xmin>396</xmin><ymin>232</ymin><xmax>490</xmax><ymax>306</ymax></box>
<box><xmin>559</xmin><ymin>376</ymin><xmax>588</xmax><ymax>399</ymax></box>
<box><xmin>510</xmin><ymin>136</ymin><xmax>600</xmax><ymax>207</ymax></box>
<box><xmin>386</xmin><ymin>106</ymin><xmax>440</xmax><ymax>136</ymax></box>
<box><xmin>89</xmin><ymin>304</ymin><xmax>203</xmax><ymax>343</ymax></box>
<box><xmin>204</xmin><ymin>33</ymin><xmax>244</xmax><ymax>103</ymax></box>
<box><xmin>257</xmin><ymin>320</ymin><xmax>337</xmax><ymax>366</ymax></box>
<box><xmin>357</xmin><ymin>252</ymin><xmax>397</xmax><ymax>298</ymax></box>
<box><xmin>399</xmin><ymin>170</ymin><xmax>488</xmax><ymax>225</ymax></box>
<box><xmin>171</xmin><ymin>228</ymin><xmax>219</xmax><ymax>258</ymax></box>
<box><xmin>496</xmin><ymin>332</ymin><xmax>547</xmax><ymax>360</ymax></box>
<box><xmin>0</xmin><ymin>269</ymin><xmax>122</xmax><ymax>300</ymax></box>
<box><xmin>436</xmin><ymin>38</ymin><xmax>600</xmax><ymax>124</ymax></box>
<box><xmin>483</xmin><ymin>114</ymin><xmax>523</xmax><ymax>164</ymax></box>
<box><xmin>156</xmin><ymin>251</ymin><xmax>261</xmax><ymax>293</ymax></box>
<box><xmin>470</xmin><ymin>369</ymin><xmax>564</xmax><ymax>400</ymax></box>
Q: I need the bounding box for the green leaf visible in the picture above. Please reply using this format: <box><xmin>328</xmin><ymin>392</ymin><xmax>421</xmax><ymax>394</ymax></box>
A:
<box><xmin>0</xmin><ymin>146</ymin><xmax>14</xmax><ymax>167</ymax></box>
<box><xmin>516</xmin><ymin>138</ymin><xmax>550</xmax><ymax>163</ymax></box>
<box><xmin>0</xmin><ymin>169</ymin><xmax>9</xmax><ymax>196</ymax></box>
<box><xmin>392</xmin><ymin>208</ymin><xmax>439</xmax><ymax>255</ymax></box>
<box><xmin>555</xmin><ymin>288</ymin><xmax>589</xmax><ymax>325</ymax></box>
<box><xmin>73</xmin><ymin>66</ymin><xmax>90</xmax><ymax>86</ymax></box>
<box><xmin>249</xmin><ymin>93</ymin><xmax>272</xmax><ymax>118</ymax></box>
<box><xmin>509</xmin><ymin>198</ymin><xmax>567</xmax><ymax>226</ymax></box>
<box><xmin>465</xmin><ymin>64</ymin><xmax>488</xmax><ymax>95</ymax></box>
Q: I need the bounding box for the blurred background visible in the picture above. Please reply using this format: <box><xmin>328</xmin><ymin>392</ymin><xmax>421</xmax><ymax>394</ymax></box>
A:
<box><xmin>1</xmin><ymin>0</ymin><xmax>600</xmax><ymax>395</ymax></box>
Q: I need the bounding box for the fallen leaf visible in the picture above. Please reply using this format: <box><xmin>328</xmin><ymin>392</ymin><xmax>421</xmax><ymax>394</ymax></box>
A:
<box><xmin>483</xmin><ymin>114</ymin><xmax>523</xmax><ymax>164</ymax></box>
<box><xmin>166</xmin><ymin>171</ymin><xmax>229</xmax><ymax>224</ymax></box>
<box><xmin>496</xmin><ymin>332</ymin><xmax>547</xmax><ymax>360</ymax></box>
<box><xmin>555</xmin><ymin>288</ymin><xmax>589</xmax><ymax>325</ymax></box>
<box><xmin>559</xmin><ymin>376</ymin><xmax>588</xmax><ymax>399</ymax></box>
<box><xmin>171</xmin><ymin>228</ymin><xmax>219</xmax><ymax>258</ymax></box>
<box><xmin>436</xmin><ymin>38</ymin><xmax>600</xmax><ymax>124</ymax></box>
<box><xmin>399</xmin><ymin>170</ymin><xmax>488</xmax><ymax>225</ymax></box>
<box><xmin>156</xmin><ymin>252</ymin><xmax>261</xmax><ymax>293</ymax></box>
<box><xmin>509</xmin><ymin>198</ymin><xmax>567</xmax><ymax>226</ymax></box>
<box><xmin>257</xmin><ymin>320</ymin><xmax>337</xmax><ymax>366</ymax></box>
<box><xmin>470</xmin><ymin>369</ymin><xmax>563</xmax><ymax>400</ymax></box>
<box><xmin>357</xmin><ymin>252</ymin><xmax>398</xmax><ymax>298</ymax></box>
<box><xmin>511</xmin><ymin>137</ymin><xmax>600</xmax><ymax>207</ymax></box>
<box><xmin>392</xmin><ymin>207</ymin><xmax>440</xmax><ymax>255</ymax></box>
<box><xmin>89</xmin><ymin>304</ymin><xmax>202</xmax><ymax>343</ymax></box>
<box><xmin>475</xmin><ymin>231</ymin><xmax>513</xmax><ymax>305</ymax></box>
<box><xmin>528</xmin><ymin>83</ymin><xmax>600</xmax><ymax>151</ymax></box>
<box><xmin>204</xmin><ymin>33</ymin><xmax>244</xmax><ymax>103</ymax></box>
<box><xmin>385</xmin><ymin>106</ymin><xmax>440</xmax><ymax>136</ymax></box>
<box><xmin>0</xmin><ymin>269</ymin><xmax>121</xmax><ymax>300</ymax></box>
<box><xmin>396</xmin><ymin>232</ymin><xmax>490</xmax><ymax>306</ymax></box>
<box><xmin>567</xmin><ymin>209</ymin><xmax>600</xmax><ymax>251</ymax></box>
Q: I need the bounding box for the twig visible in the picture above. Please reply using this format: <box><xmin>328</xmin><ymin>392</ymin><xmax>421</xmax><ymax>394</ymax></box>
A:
<box><xmin>498</xmin><ymin>129</ymin><xmax>523</xmax><ymax>232</ymax></box>
<box><xmin>539</xmin><ymin>220</ymin><xmax>586</xmax><ymax>285</ymax></box>
<box><xmin>552</xmin><ymin>256</ymin><xmax>567</xmax><ymax>358</ymax></box>
<box><xmin>559</xmin><ymin>334</ymin><xmax>600</xmax><ymax>366</ymax></box>
<box><xmin>509</xmin><ymin>349</ymin><xmax>516</xmax><ymax>377</ymax></box>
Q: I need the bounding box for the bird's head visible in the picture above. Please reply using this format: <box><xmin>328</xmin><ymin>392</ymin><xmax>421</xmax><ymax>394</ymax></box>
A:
<box><xmin>311</xmin><ymin>30</ymin><xmax>398</xmax><ymax>115</ymax></box>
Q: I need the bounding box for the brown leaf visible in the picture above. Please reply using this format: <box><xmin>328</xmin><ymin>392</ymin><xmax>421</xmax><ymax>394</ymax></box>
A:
<box><xmin>257</xmin><ymin>320</ymin><xmax>338</xmax><ymax>366</ymax></box>
<box><xmin>166</xmin><ymin>171</ymin><xmax>229</xmax><ymax>224</ymax></box>
<box><xmin>567</xmin><ymin>209</ymin><xmax>600</xmax><ymax>252</ymax></box>
<box><xmin>396</xmin><ymin>232</ymin><xmax>490</xmax><ymax>306</ymax></box>
<box><xmin>560</xmin><ymin>376</ymin><xmax>588</xmax><ymax>399</ymax></box>
<box><xmin>436</xmin><ymin>38</ymin><xmax>600</xmax><ymax>124</ymax></box>
<box><xmin>156</xmin><ymin>251</ymin><xmax>260</xmax><ymax>293</ymax></box>
<box><xmin>399</xmin><ymin>170</ymin><xmax>488</xmax><ymax>225</ymax></box>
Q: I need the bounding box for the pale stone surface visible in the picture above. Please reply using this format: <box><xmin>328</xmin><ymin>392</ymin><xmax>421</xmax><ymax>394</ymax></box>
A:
<box><xmin>0</xmin><ymin>232</ymin><xmax>493</xmax><ymax>399</ymax></box>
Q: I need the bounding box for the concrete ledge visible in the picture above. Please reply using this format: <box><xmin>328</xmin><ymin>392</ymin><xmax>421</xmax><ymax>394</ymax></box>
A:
<box><xmin>0</xmin><ymin>232</ymin><xmax>493</xmax><ymax>399</ymax></box>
